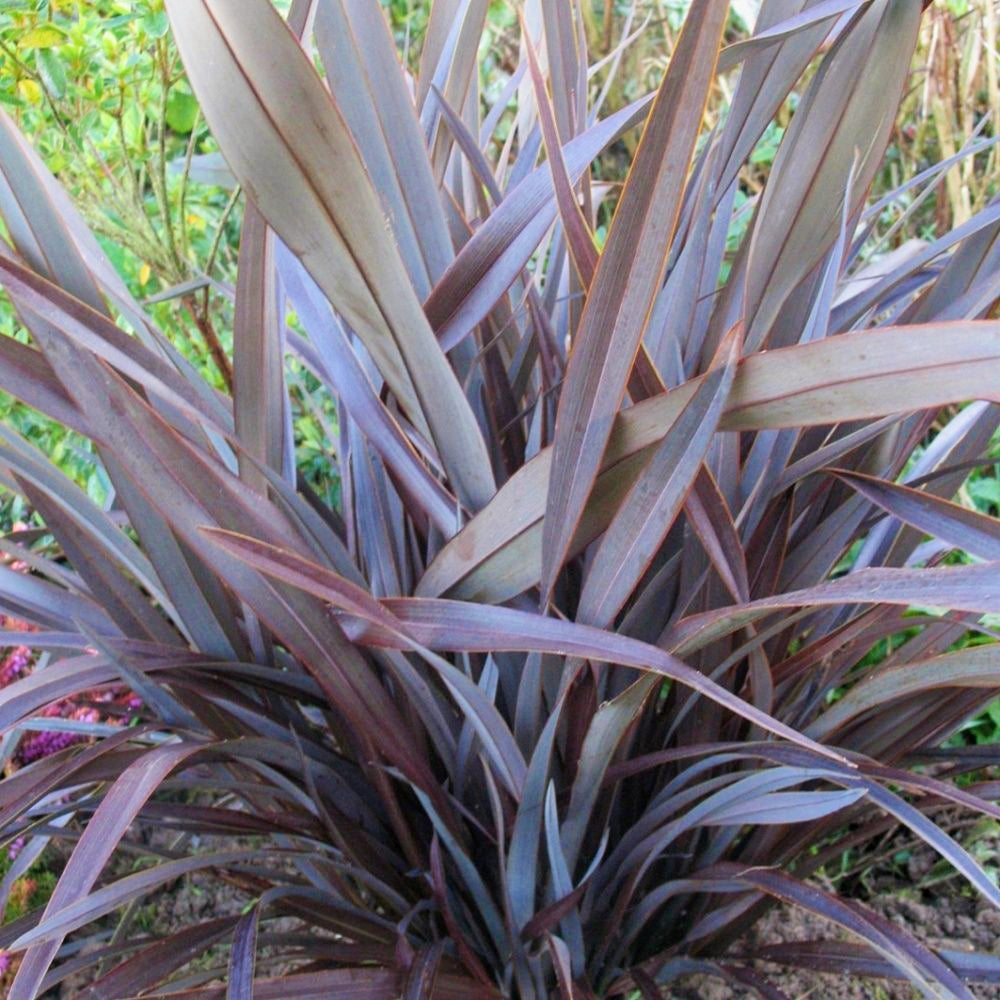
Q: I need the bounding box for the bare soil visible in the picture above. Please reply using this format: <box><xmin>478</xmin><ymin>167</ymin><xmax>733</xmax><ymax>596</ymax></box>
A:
<box><xmin>673</xmin><ymin>890</ymin><xmax>1000</xmax><ymax>998</ymax></box>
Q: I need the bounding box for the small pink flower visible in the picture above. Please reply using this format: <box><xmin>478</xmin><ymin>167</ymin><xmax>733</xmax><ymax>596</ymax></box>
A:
<box><xmin>0</xmin><ymin>646</ymin><xmax>30</xmax><ymax>687</ymax></box>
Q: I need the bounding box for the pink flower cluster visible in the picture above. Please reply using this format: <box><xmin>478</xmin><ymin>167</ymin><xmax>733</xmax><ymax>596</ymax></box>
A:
<box><xmin>1</xmin><ymin>535</ymin><xmax>147</xmax><ymax>985</ymax></box>
<box><xmin>0</xmin><ymin>644</ymin><xmax>30</xmax><ymax>686</ymax></box>
<box><xmin>1</xmin><ymin>639</ymin><xmax>141</xmax><ymax>772</ymax></box>
<box><xmin>0</xmin><ymin>539</ymin><xmax>142</xmax><ymax>985</ymax></box>
<box><xmin>6</xmin><ymin>679</ymin><xmax>101</xmax><ymax>766</ymax></box>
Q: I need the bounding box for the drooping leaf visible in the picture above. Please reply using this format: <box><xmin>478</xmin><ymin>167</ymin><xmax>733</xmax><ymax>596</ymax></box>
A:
<box><xmin>9</xmin><ymin>743</ymin><xmax>204</xmax><ymax>999</ymax></box>
<box><xmin>809</xmin><ymin>645</ymin><xmax>1000</xmax><ymax>739</ymax></box>
<box><xmin>203</xmin><ymin>533</ymin><xmax>853</xmax><ymax>765</ymax></box>
<box><xmin>686</xmin><ymin>863</ymin><xmax>973</xmax><ymax>997</ymax></box>
<box><xmin>74</xmin><ymin>917</ymin><xmax>241</xmax><ymax>999</ymax></box>
<box><xmin>664</xmin><ymin>562</ymin><xmax>1000</xmax><ymax>655</ymax></box>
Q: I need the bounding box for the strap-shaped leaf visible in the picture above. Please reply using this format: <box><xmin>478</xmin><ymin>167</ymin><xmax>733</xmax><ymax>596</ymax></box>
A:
<box><xmin>9</xmin><ymin>743</ymin><xmax>203</xmax><ymax>999</ymax></box>
<box><xmin>576</xmin><ymin>326</ymin><xmax>740</xmax><ymax>627</ymax></box>
<box><xmin>165</xmin><ymin>0</ymin><xmax>494</xmax><ymax>511</ymax></box>
<box><xmin>0</xmin><ymin>333</ymin><xmax>88</xmax><ymax>435</ymax></box>
<box><xmin>137</xmin><ymin>968</ymin><xmax>500</xmax><ymax>999</ymax></box>
<box><xmin>278</xmin><ymin>244</ymin><xmax>459</xmax><ymax>535</ymax></box>
<box><xmin>11</xmin><ymin>848</ymin><xmax>273</xmax><ymax>953</ymax></box>
<box><xmin>676</xmin><ymin>863</ymin><xmax>974</xmax><ymax>997</ymax></box>
<box><xmin>424</xmin><ymin>95</ymin><xmax>652</xmax><ymax>351</ymax></box>
<box><xmin>663</xmin><ymin>561</ymin><xmax>1000</xmax><ymax>656</ymax></box>
<box><xmin>418</xmin><ymin>322</ymin><xmax>1000</xmax><ymax>603</ymax></box>
<box><xmin>523</xmin><ymin>25</ymin><xmax>597</xmax><ymax>289</ymax></box>
<box><xmin>193</xmin><ymin>529</ymin><xmax>852</xmax><ymax>768</ymax></box>
<box><xmin>809</xmin><ymin>645</ymin><xmax>1000</xmax><ymax>739</ymax></box>
<box><xmin>507</xmin><ymin>706</ymin><xmax>564</xmax><ymax>932</ymax></box>
<box><xmin>20</xmin><ymin>483</ymin><xmax>179</xmax><ymax>647</ymax></box>
<box><xmin>0</xmin><ymin>563</ymin><xmax>119</xmax><ymax>637</ymax></box>
<box><xmin>701</xmin><ymin>788</ymin><xmax>866</xmax><ymax>825</ymax></box>
<box><xmin>0</xmin><ymin>108</ymin><xmax>105</xmax><ymax>313</ymax></box>
<box><xmin>832</xmin><ymin>468</ymin><xmax>1000</xmax><ymax>562</ymax></box>
<box><xmin>0</xmin><ymin>646</ymin><xmax>206</xmax><ymax>738</ymax></box>
<box><xmin>0</xmin><ymin>428</ymin><xmax>161</xmax><ymax>607</ymax></box>
<box><xmin>79</xmin><ymin>917</ymin><xmax>241</xmax><ymax>999</ymax></box>
<box><xmin>203</xmin><ymin>529</ymin><xmax>529</xmax><ymax>797</ymax></box>
<box><xmin>26</xmin><ymin>326</ymin><xmax>449</xmax><ymax>816</ymax></box>
<box><xmin>0</xmin><ymin>253</ymin><xmax>225</xmax><ymax>431</ymax></box>
<box><xmin>417</xmin><ymin>0</ymin><xmax>489</xmax><ymax>179</ymax></box>
<box><xmin>541</xmin><ymin>0</ymin><xmax>729</xmax><ymax>601</ymax></box>
<box><xmin>227</xmin><ymin>902</ymin><xmax>260</xmax><ymax>1000</ymax></box>
<box><xmin>717</xmin><ymin>0</ymin><xmax>873</xmax><ymax>74</ymax></box>
<box><xmin>312</xmin><ymin>0</ymin><xmax>453</xmax><ymax>293</ymax></box>
<box><xmin>559</xmin><ymin>677</ymin><xmax>658</xmax><ymax>872</ymax></box>
<box><xmin>744</xmin><ymin>0</ymin><xmax>922</xmax><ymax>347</ymax></box>
<box><xmin>749</xmin><ymin>940</ymin><xmax>1000</xmax><ymax>986</ymax></box>
<box><xmin>716</xmin><ymin>0</ymin><xmax>868</xmax><ymax>192</ymax></box>
<box><xmin>233</xmin><ymin>203</ymin><xmax>290</xmax><ymax>496</ymax></box>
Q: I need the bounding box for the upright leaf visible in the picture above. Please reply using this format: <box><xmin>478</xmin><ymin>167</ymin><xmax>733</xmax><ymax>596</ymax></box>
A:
<box><xmin>165</xmin><ymin>0</ymin><xmax>495</xmax><ymax>511</ymax></box>
<box><xmin>576</xmin><ymin>326</ymin><xmax>740</xmax><ymax>627</ymax></box>
<box><xmin>541</xmin><ymin>0</ymin><xmax>730</xmax><ymax>601</ymax></box>
<box><xmin>233</xmin><ymin>203</ymin><xmax>291</xmax><ymax>496</ymax></box>
<box><xmin>744</xmin><ymin>0</ymin><xmax>923</xmax><ymax>347</ymax></box>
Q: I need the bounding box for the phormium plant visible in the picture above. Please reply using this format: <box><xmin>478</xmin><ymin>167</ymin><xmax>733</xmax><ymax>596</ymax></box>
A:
<box><xmin>0</xmin><ymin>0</ymin><xmax>998</xmax><ymax>996</ymax></box>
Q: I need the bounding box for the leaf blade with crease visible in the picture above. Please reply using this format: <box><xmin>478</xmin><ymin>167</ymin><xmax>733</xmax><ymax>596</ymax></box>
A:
<box><xmin>832</xmin><ymin>468</ymin><xmax>1000</xmax><ymax>562</ymax></box>
<box><xmin>541</xmin><ymin>0</ymin><xmax>729</xmax><ymax>601</ymax></box>
<box><xmin>577</xmin><ymin>324</ymin><xmax>740</xmax><ymax>626</ymax></box>
<box><xmin>165</xmin><ymin>0</ymin><xmax>494</xmax><ymax>511</ymax></box>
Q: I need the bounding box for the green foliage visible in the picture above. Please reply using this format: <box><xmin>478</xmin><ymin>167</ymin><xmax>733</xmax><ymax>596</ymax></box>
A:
<box><xmin>0</xmin><ymin>0</ymin><xmax>241</xmax><ymax>392</ymax></box>
<box><xmin>0</xmin><ymin>1</ymin><xmax>997</xmax><ymax>998</ymax></box>
<box><xmin>0</xmin><ymin>856</ymin><xmax>57</xmax><ymax>924</ymax></box>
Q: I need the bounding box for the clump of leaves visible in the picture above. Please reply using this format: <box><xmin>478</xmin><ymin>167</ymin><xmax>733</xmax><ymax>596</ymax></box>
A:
<box><xmin>0</xmin><ymin>0</ymin><xmax>998</xmax><ymax>997</ymax></box>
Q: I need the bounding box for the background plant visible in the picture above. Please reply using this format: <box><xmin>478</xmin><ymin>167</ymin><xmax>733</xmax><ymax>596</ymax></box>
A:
<box><xmin>0</xmin><ymin>541</ymin><xmax>140</xmax><ymax>988</ymax></box>
<box><xmin>0</xmin><ymin>1</ymin><xmax>996</xmax><ymax>998</ymax></box>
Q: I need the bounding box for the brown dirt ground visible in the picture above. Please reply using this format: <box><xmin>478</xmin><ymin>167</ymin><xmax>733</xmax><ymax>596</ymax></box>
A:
<box><xmin>673</xmin><ymin>891</ymin><xmax>1000</xmax><ymax>998</ymax></box>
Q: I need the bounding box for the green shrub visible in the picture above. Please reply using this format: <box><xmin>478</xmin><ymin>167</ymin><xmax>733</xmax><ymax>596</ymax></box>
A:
<box><xmin>0</xmin><ymin>0</ymin><xmax>998</xmax><ymax>996</ymax></box>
